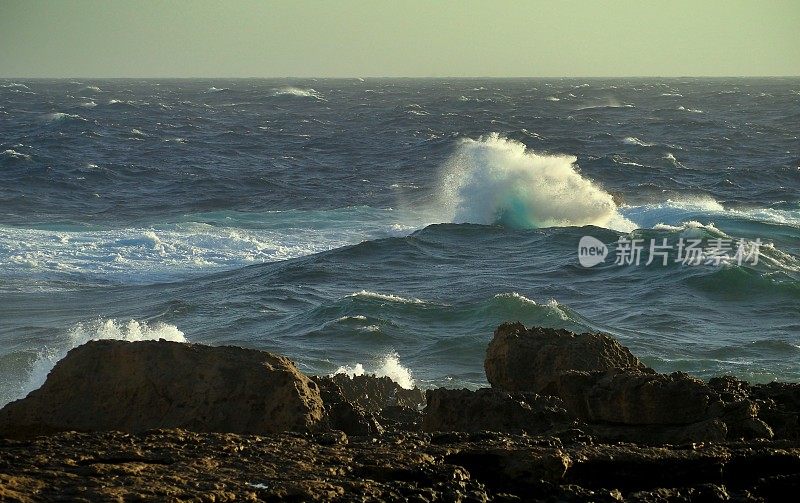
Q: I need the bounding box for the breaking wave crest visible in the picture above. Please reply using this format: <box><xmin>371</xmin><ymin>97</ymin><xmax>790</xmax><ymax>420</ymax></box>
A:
<box><xmin>436</xmin><ymin>134</ymin><xmax>635</xmax><ymax>231</ymax></box>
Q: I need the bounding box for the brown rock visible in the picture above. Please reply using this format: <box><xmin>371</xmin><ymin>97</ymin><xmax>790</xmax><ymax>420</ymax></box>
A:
<box><xmin>422</xmin><ymin>388</ymin><xmax>570</xmax><ymax>434</ymax></box>
<box><xmin>552</xmin><ymin>369</ymin><xmax>716</xmax><ymax>425</ymax></box>
<box><xmin>313</xmin><ymin>374</ymin><xmax>425</xmax><ymax>414</ymax></box>
<box><xmin>2</xmin><ymin>428</ymin><xmax>800</xmax><ymax>501</ymax></box>
<box><xmin>550</xmin><ymin>368</ymin><xmax>773</xmax><ymax>443</ymax></box>
<box><xmin>0</xmin><ymin>340</ymin><xmax>325</xmax><ymax>438</ymax></box>
<box><xmin>749</xmin><ymin>381</ymin><xmax>800</xmax><ymax>439</ymax></box>
<box><xmin>445</xmin><ymin>446</ymin><xmax>572</xmax><ymax>490</ymax></box>
<box><xmin>588</xmin><ymin>418</ymin><xmax>729</xmax><ymax>444</ymax></box>
<box><xmin>485</xmin><ymin>322</ymin><xmax>648</xmax><ymax>393</ymax></box>
<box><xmin>483</xmin><ymin>325</ymin><xmax>777</xmax><ymax>443</ymax></box>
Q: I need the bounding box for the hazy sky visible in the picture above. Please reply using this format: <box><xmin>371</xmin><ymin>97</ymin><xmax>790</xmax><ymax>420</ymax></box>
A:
<box><xmin>1</xmin><ymin>0</ymin><xmax>798</xmax><ymax>78</ymax></box>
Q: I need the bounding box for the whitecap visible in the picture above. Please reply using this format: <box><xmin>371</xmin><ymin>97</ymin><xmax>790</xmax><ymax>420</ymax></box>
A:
<box><xmin>1</xmin><ymin>149</ymin><xmax>31</xmax><ymax>160</ymax></box>
<box><xmin>334</xmin><ymin>315</ymin><xmax>368</xmax><ymax>323</ymax></box>
<box><xmin>576</xmin><ymin>98</ymin><xmax>635</xmax><ymax>110</ymax></box>
<box><xmin>664</xmin><ymin>153</ymin><xmax>685</xmax><ymax>167</ymax></box>
<box><xmin>651</xmin><ymin>220</ymin><xmax>728</xmax><ymax>238</ymax></box>
<box><xmin>1</xmin><ymin>82</ymin><xmax>29</xmax><ymax>89</ymax></box>
<box><xmin>621</xmin><ymin>195</ymin><xmax>726</xmax><ymax>229</ymax></box>
<box><xmin>107</xmin><ymin>99</ymin><xmax>138</xmax><ymax>106</ymax></box>
<box><xmin>347</xmin><ymin>290</ymin><xmax>425</xmax><ymax>304</ymax></box>
<box><xmin>42</xmin><ymin>112</ymin><xmax>85</xmax><ymax>123</ymax></box>
<box><xmin>273</xmin><ymin>86</ymin><xmax>323</xmax><ymax>99</ymax></box>
<box><xmin>623</xmin><ymin>136</ymin><xmax>655</xmax><ymax>147</ymax></box>
<box><xmin>493</xmin><ymin>293</ymin><xmax>571</xmax><ymax>321</ymax></box>
<box><xmin>493</xmin><ymin>291</ymin><xmax>538</xmax><ymax>305</ymax></box>
<box><xmin>433</xmin><ymin>133</ymin><xmax>635</xmax><ymax>231</ymax></box>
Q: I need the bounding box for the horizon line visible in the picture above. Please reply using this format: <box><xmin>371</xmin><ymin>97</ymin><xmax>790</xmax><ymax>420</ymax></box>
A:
<box><xmin>2</xmin><ymin>75</ymin><xmax>800</xmax><ymax>80</ymax></box>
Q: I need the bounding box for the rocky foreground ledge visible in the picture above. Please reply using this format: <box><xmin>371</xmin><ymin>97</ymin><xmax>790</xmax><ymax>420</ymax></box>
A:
<box><xmin>1</xmin><ymin>324</ymin><xmax>800</xmax><ymax>502</ymax></box>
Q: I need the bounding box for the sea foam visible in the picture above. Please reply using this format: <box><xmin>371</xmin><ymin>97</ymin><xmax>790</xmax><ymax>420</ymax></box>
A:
<box><xmin>347</xmin><ymin>290</ymin><xmax>425</xmax><ymax>304</ymax></box>
<box><xmin>436</xmin><ymin>134</ymin><xmax>635</xmax><ymax>231</ymax></box>
<box><xmin>334</xmin><ymin>352</ymin><xmax>415</xmax><ymax>389</ymax></box>
<box><xmin>623</xmin><ymin>136</ymin><xmax>655</xmax><ymax>147</ymax></box>
<box><xmin>1</xmin><ymin>149</ymin><xmax>31</xmax><ymax>160</ymax></box>
<box><xmin>42</xmin><ymin>112</ymin><xmax>85</xmax><ymax>123</ymax></box>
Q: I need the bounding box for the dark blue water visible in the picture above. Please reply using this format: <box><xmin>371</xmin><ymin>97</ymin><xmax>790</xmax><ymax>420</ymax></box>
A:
<box><xmin>1</xmin><ymin>78</ymin><xmax>798</xmax><ymax>405</ymax></box>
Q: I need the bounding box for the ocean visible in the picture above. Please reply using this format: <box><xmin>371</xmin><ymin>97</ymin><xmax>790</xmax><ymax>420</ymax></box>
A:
<box><xmin>1</xmin><ymin>78</ymin><xmax>798</xmax><ymax>406</ymax></box>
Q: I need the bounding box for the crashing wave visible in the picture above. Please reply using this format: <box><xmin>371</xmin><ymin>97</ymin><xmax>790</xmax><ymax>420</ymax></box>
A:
<box><xmin>435</xmin><ymin>134</ymin><xmax>635</xmax><ymax>231</ymax></box>
<box><xmin>333</xmin><ymin>352</ymin><xmax>415</xmax><ymax>389</ymax></box>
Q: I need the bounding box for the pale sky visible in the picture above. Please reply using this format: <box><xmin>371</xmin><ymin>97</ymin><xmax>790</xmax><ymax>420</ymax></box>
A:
<box><xmin>1</xmin><ymin>0</ymin><xmax>798</xmax><ymax>78</ymax></box>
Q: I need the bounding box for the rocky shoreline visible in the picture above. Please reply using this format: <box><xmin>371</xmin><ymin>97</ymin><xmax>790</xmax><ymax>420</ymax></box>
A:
<box><xmin>1</xmin><ymin>323</ymin><xmax>799</xmax><ymax>501</ymax></box>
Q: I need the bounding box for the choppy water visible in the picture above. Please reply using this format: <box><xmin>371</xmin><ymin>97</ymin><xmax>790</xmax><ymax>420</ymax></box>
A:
<box><xmin>1</xmin><ymin>78</ymin><xmax>798</xmax><ymax>405</ymax></box>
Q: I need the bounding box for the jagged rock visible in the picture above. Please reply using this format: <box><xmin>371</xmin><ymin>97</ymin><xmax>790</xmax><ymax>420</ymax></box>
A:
<box><xmin>313</xmin><ymin>374</ymin><xmax>425</xmax><ymax>413</ymax></box>
<box><xmin>749</xmin><ymin>381</ymin><xmax>800</xmax><ymax>439</ymax></box>
<box><xmin>0</xmin><ymin>340</ymin><xmax>325</xmax><ymax>438</ymax></box>
<box><xmin>311</xmin><ymin>373</ymin><xmax>425</xmax><ymax>434</ymax></box>
<box><xmin>485</xmin><ymin>322</ymin><xmax>649</xmax><ymax>393</ymax></box>
<box><xmin>378</xmin><ymin>405</ymin><xmax>423</xmax><ymax>431</ymax></box>
<box><xmin>485</xmin><ymin>325</ymin><xmax>774</xmax><ymax>443</ymax></box>
<box><xmin>3</xmin><ymin>428</ymin><xmax>800</xmax><ymax>501</ymax></box>
<box><xmin>324</xmin><ymin>401</ymin><xmax>384</xmax><ymax>436</ymax></box>
<box><xmin>444</xmin><ymin>446</ymin><xmax>572</xmax><ymax>490</ymax></box>
<box><xmin>588</xmin><ymin>418</ymin><xmax>729</xmax><ymax>445</ymax></box>
<box><xmin>565</xmin><ymin>442</ymin><xmax>732</xmax><ymax>490</ymax></box>
<box><xmin>311</xmin><ymin>375</ymin><xmax>383</xmax><ymax>436</ymax></box>
<box><xmin>551</xmin><ymin>368</ymin><xmax>772</xmax><ymax>443</ymax></box>
<box><xmin>422</xmin><ymin>388</ymin><xmax>571</xmax><ymax>434</ymax></box>
<box><xmin>551</xmin><ymin>370</ymin><xmax>717</xmax><ymax>425</ymax></box>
